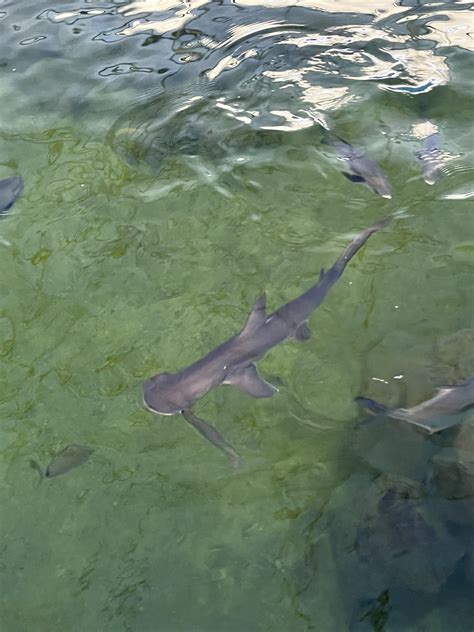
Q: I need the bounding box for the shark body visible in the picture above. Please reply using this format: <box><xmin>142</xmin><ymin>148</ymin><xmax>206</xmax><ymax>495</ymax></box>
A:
<box><xmin>143</xmin><ymin>217</ymin><xmax>390</xmax><ymax>462</ymax></box>
<box><xmin>0</xmin><ymin>176</ymin><xmax>24</xmax><ymax>215</ymax></box>
<box><xmin>324</xmin><ymin>134</ymin><xmax>392</xmax><ymax>199</ymax></box>
<box><xmin>356</xmin><ymin>374</ymin><xmax>474</xmax><ymax>434</ymax></box>
<box><xmin>416</xmin><ymin>132</ymin><xmax>444</xmax><ymax>185</ymax></box>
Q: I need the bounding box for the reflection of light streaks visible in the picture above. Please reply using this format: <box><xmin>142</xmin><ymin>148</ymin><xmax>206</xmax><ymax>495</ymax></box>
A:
<box><xmin>216</xmin><ymin>20</ymin><xmax>301</xmax><ymax>50</ymax></box>
<box><xmin>206</xmin><ymin>49</ymin><xmax>258</xmax><ymax>81</ymax></box>
<box><xmin>235</xmin><ymin>0</ymin><xmax>397</xmax><ymax>13</ymax></box>
<box><xmin>443</xmin><ymin>189</ymin><xmax>474</xmax><ymax>200</ymax></box>
<box><xmin>411</xmin><ymin>121</ymin><xmax>439</xmax><ymax>140</ymax></box>
<box><xmin>264</xmin><ymin>68</ymin><xmax>355</xmax><ymax>121</ymax></box>
<box><xmin>119</xmin><ymin>0</ymin><xmax>209</xmax><ymax>18</ymax></box>
<box><xmin>118</xmin><ymin>17</ymin><xmax>191</xmax><ymax>36</ymax></box>
<box><xmin>378</xmin><ymin>47</ymin><xmax>449</xmax><ymax>93</ymax></box>
<box><xmin>426</xmin><ymin>11</ymin><xmax>474</xmax><ymax>52</ymax></box>
<box><xmin>38</xmin><ymin>8</ymin><xmax>112</xmax><ymax>24</ymax></box>
<box><xmin>281</xmin><ymin>25</ymin><xmax>403</xmax><ymax>49</ymax></box>
<box><xmin>257</xmin><ymin>110</ymin><xmax>315</xmax><ymax>131</ymax></box>
<box><xmin>335</xmin><ymin>50</ymin><xmax>402</xmax><ymax>81</ymax></box>
<box><xmin>102</xmin><ymin>0</ymin><xmax>210</xmax><ymax>37</ymax></box>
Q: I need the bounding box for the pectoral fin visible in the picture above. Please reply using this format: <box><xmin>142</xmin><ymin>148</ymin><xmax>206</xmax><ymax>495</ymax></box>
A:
<box><xmin>342</xmin><ymin>172</ymin><xmax>366</xmax><ymax>183</ymax></box>
<box><xmin>181</xmin><ymin>409</ymin><xmax>241</xmax><ymax>469</ymax></box>
<box><xmin>294</xmin><ymin>322</ymin><xmax>312</xmax><ymax>342</ymax></box>
<box><xmin>224</xmin><ymin>364</ymin><xmax>277</xmax><ymax>398</ymax></box>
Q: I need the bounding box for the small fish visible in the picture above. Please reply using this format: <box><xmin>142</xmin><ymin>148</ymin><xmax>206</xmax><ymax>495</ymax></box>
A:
<box><xmin>416</xmin><ymin>133</ymin><xmax>443</xmax><ymax>185</ymax></box>
<box><xmin>143</xmin><ymin>216</ymin><xmax>390</xmax><ymax>461</ymax></box>
<box><xmin>356</xmin><ymin>374</ymin><xmax>474</xmax><ymax>434</ymax></box>
<box><xmin>0</xmin><ymin>175</ymin><xmax>24</xmax><ymax>214</ymax></box>
<box><xmin>30</xmin><ymin>445</ymin><xmax>94</xmax><ymax>479</ymax></box>
<box><xmin>323</xmin><ymin>134</ymin><xmax>392</xmax><ymax>199</ymax></box>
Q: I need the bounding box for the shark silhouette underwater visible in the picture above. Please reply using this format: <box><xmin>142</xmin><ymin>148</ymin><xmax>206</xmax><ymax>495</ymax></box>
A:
<box><xmin>0</xmin><ymin>175</ymin><xmax>23</xmax><ymax>215</ymax></box>
<box><xmin>143</xmin><ymin>216</ymin><xmax>391</xmax><ymax>466</ymax></box>
<box><xmin>356</xmin><ymin>374</ymin><xmax>474</xmax><ymax>434</ymax></box>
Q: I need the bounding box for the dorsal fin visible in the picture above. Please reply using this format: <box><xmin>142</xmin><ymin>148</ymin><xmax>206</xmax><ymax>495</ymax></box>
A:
<box><xmin>240</xmin><ymin>293</ymin><xmax>267</xmax><ymax>337</ymax></box>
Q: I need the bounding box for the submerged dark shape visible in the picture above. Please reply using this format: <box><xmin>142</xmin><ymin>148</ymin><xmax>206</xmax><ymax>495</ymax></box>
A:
<box><xmin>356</xmin><ymin>374</ymin><xmax>474</xmax><ymax>434</ymax></box>
<box><xmin>430</xmin><ymin>448</ymin><xmax>474</xmax><ymax>499</ymax></box>
<box><xmin>416</xmin><ymin>132</ymin><xmax>443</xmax><ymax>185</ymax></box>
<box><xmin>44</xmin><ymin>445</ymin><xmax>94</xmax><ymax>478</ymax></box>
<box><xmin>323</xmin><ymin>133</ymin><xmax>392</xmax><ymax>199</ymax></box>
<box><xmin>0</xmin><ymin>175</ymin><xmax>24</xmax><ymax>214</ymax></box>
<box><xmin>354</xmin><ymin>477</ymin><xmax>465</xmax><ymax>594</ymax></box>
<box><xmin>143</xmin><ymin>216</ymin><xmax>390</xmax><ymax>464</ymax></box>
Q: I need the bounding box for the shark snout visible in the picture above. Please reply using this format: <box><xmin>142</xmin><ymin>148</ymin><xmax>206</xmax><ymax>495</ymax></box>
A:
<box><xmin>143</xmin><ymin>373</ymin><xmax>185</xmax><ymax>415</ymax></box>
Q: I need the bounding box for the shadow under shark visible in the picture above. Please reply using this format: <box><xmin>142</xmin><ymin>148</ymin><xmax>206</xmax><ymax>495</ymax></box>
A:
<box><xmin>143</xmin><ymin>216</ymin><xmax>391</xmax><ymax>465</ymax></box>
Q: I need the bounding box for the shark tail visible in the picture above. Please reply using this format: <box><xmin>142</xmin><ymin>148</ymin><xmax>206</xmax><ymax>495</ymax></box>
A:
<box><xmin>331</xmin><ymin>216</ymin><xmax>391</xmax><ymax>278</ymax></box>
<box><xmin>354</xmin><ymin>396</ymin><xmax>389</xmax><ymax>415</ymax></box>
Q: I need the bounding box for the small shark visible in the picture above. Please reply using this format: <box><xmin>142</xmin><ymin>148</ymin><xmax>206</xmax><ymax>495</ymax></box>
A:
<box><xmin>416</xmin><ymin>132</ymin><xmax>443</xmax><ymax>185</ymax></box>
<box><xmin>0</xmin><ymin>175</ymin><xmax>24</xmax><ymax>215</ymax></box>
<box><xmin>324</xmin><ymin>134</ymin><xmax>392</xmax><ymax>199</ymax></box>
<box><xmin>356</xmin><ymin>374</ymin><xmax>474</xmax><ymax>434</ymax></box>
<box><xmin>143</xmin><ymin>216</ymin><xmax>390</xmax><ymax>462</ymax></box>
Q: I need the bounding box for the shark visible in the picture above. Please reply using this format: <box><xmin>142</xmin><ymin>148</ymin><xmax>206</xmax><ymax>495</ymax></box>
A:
<box><xmin>416</xmin><ymin>132</ymin><xmax>444</xmax><ymax>185</ymax></box>
<box><xmin>143</xmin><ymin>216</ymin><xmax>391</xmax><ymax>464</ymax></box>
<box><xmin>356</xmin><ymin>374</ymin><xmax>474</xmax><ymax>434</ymax></box>
<box><xmin>324</xmin><ymin>134</ymin><xmax>392</xmax><ymax>199</ymax></box>
<box><xmin>0</xmin><ymin>175</ymin><xmax>24</xmax><ymax>215</ymax></box>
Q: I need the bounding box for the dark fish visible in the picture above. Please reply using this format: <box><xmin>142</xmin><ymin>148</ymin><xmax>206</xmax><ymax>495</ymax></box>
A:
<box><xmin>143</xmin><ymin>216</ymin><xmax>390</xmax><ymax>460</ymax></box>
<box><xmin>356</xmin><ymin>374</ymin><xmax>474</xmax><ymax>434</ymax></box>
<box><xmin>0</xmin><ymin>175</ymin><xmax>24</xmax><ymax>214</ymax></box>
<box><xmin>44</xmin><ymin>445</ymin><xmax>94</xmax><ymax>478</ymax></box>
<box><xmin>415</xmin><ymin>133</ymin><xmax>443</xmax><ymax>185</ymax></box>
<box><xmin>324</xmin><ymin>134</ymin><xmax>392</xmax><ymax>199</ymax></box>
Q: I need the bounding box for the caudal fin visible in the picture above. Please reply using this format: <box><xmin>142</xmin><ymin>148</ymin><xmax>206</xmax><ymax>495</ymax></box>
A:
<box><xmin>331</xmin><ymin>215</ymin><xmax>391</xmax><ymax>278</ymax></box>
<box><xmin>355</xmin><ymin>396</ymin><xmax>389</xmax><ymax>415</ymax></box>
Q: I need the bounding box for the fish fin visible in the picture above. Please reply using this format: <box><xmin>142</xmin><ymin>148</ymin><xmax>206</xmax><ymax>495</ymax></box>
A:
<box><xmin>181</xmin><ymin>409</ymin><xmax>241</xmax><ymax>469</ymax></box>
<box><xmin>342</xmin><ymin>172</ymin><xmax>366</xmax><ymax>183</ymax></box>
<box><xmin>355</xmin><ymin>396</ymin><xmax>389</xmax><ymax>415</ymax></box>
<box><xmin>224</xmin><ymin>364</ymin><xmax>277</xmax><ymax>398</ymax></box>
<box><xmin>294</xmin><ymin>322</ymin><xmax>312</xmax><ymax>342</ymax></box>
<box><xmin>239</xmin><ymin>294</ymin><xmax>267</xmax><ymax>337</ymax></box>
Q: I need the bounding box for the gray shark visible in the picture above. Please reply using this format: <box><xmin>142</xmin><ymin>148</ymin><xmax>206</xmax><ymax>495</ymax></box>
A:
<box><xmin>0</xmin><ymin>175</ymin><xmax>24</xmax><ymax>215</ymax></box>
<box><xmin>416</xmin><ymin>132</ymin><xmax>443</xmax><ymax>185</ymax></box>
<box><xmin>324</xmin><ymin>134</ymin><xmax>392</xmax><ymax>199</ymax></box>
<box><xmin>143</xmin><ymin>216</ymin><xmax>390</xmax><ymax>461</ymax></box>
<box><xmin>356</xmin><ymin>374</ymin><xmax>474</xmax><ymax>434</ymax></box>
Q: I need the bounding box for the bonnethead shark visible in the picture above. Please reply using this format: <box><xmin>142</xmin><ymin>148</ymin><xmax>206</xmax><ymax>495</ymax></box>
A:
<box><xmin>416</xmin><ymin>132</ymin><xmax>444</xmax><ymax>185</ymax></box>
<box><xmin>324</xmin><ymin>133</ymin><xmax>392</xmax><ymax>199</ymax></box>
<box><xmin>143</xmin><ymin>216</ymin><xmax>391</xmax><ymax>465</ymax></box>
<box><xmin>0</xmin><ymin>175</ymin><xmax>24</xmax><ymax>215</ymax></box>
<box><xmin>356</xmin><ymin>374</ymin><xmax>474</xmax><ymax>434</ymax></box>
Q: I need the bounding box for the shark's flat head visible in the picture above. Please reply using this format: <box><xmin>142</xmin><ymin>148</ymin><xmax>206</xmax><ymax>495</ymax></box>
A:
<box><xmin>366</xmin><ymin>171</ymin><xmax>392</xmax><ymax>199</ymax></box>
<box><xmin>143</xmin><ymin>372</ymin><xmax>189</xmax><ymax>415</ymax></box>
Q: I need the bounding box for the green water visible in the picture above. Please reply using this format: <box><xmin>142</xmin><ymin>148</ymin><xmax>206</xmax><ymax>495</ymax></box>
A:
<box><xmin>1</xmin><ymin>1</ymin><xmax>473</xmax><ymax>631</ymax></box>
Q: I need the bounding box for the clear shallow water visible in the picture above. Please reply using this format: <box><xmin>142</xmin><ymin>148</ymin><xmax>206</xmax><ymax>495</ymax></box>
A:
<box><xmin>1</xmin><ymin>1</ymin><xmax>473</xmax><ymax>630</ymax></box>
